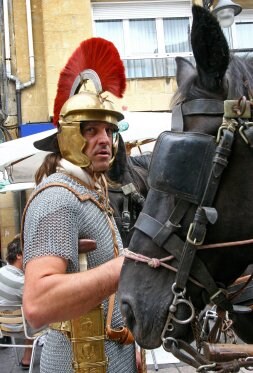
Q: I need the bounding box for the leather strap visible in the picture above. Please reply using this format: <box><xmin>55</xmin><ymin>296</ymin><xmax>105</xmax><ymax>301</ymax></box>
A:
<box><xmin>163</xmin><ymin>234</ymin><xmax>233</xmax><ymax>311</ymax></box>
<box><xmin>171</xmin><ymin>104</ymin><xmax>184</xmax><ymax>132</ymax></box>
<box><xmin>104</xmin><ymin>205</ymin><xmax>135</xmax><ymax>345</ymax></box>
<box><xmin>171</xmin><ymin>99</ymin><xmax>224</xmax><ymax>132</ymax></box>
<box><xmin>166</xmin><ymin>338</ymin><xmax>253</xmax><ymax>372</ymax></box>
<box><xmin>122</xmin><ymin>194</ymin><xmax>131</xmax><ymax>232</ymax></box>
<box><xmin>105</xmin><ymin>293</ymin><xmax>134</xmax><ymax>345</ymax></box>
<box><xmin>78</xmin><ymin>239</ymin><xmax>96</xmax><ymax>253</ymax></box>
<box><xmin>174</xmin><ymin>129</ymin><xmax>234</xmax><ymax>307</ymax></box>
<box><xmin>183</xmin><ymin>99</ymin><xmax>224</xmax><ymax>116</ymax></box>
<box><xmin>135</xmin><ymin>199</ymin><xmax>190</xmax><ymax>247</ymax></box>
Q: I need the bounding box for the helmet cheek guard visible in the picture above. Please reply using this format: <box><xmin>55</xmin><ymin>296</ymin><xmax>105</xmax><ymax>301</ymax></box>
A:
<box><xmin>57</xmin><ymin>123</ymin><xmax>90</xmax><ymax>168</ymax></box>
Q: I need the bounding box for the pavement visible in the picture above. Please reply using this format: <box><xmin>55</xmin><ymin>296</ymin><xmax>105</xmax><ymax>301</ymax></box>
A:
<box><xmin>0</xmin><ymin>339</ymin><xmax>249</xmax><ymax>373</ymax></box>
<box><xmin>0</xmin><ymin>337</ymin><xmax>197</xmax><ymax>373</ymax></box>
<box><xmin>0</xmin><ymin>340</ymin><xmax>41</xmax><ymax>373</ymax></box>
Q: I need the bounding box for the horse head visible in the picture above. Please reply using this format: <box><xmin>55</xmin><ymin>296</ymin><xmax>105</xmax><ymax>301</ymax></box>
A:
<box><xmin>119</xmin><ymin>5</ymin><xmax>253</xmax><ymax>351</ymax></box>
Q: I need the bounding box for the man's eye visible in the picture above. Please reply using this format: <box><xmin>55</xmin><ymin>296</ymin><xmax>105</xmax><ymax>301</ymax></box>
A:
<box><xmin>106</xmin><ymin>129</ymin><xmax>113</xmax><ymax>137</ymax></box>
<box><xmin>84</xmin><ymin>127</ymin><xmax>95</xmax><ymax>134</ymax></box>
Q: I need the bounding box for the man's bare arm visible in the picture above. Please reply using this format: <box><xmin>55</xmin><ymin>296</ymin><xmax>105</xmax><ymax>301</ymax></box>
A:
<box><xmin>23</xmin><ymin>255</ymin><xmax>124</xmax><ymax>329</ymax></box>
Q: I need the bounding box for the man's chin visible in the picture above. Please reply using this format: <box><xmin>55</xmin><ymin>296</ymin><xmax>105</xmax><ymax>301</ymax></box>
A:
<box><xmin>92</xmin><ymin>162</ymin><xmax>110</xmax><ymax>173</ymax></box>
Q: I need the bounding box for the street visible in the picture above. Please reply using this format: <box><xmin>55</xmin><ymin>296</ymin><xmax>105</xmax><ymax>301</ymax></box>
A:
<box><xmin>0</xmin><ymin>341</ymin><xmax>249</xmax><ymax>373</ymax></box>
<box><xmin>0</xmin><ymin>341</ymin><xmax>196</xmax><ymax>373</ymax></box>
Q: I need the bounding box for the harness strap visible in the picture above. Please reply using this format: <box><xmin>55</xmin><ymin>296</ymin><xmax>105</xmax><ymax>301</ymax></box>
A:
<box><xmin>135</xmin><ymin>199</ymin><xmax>190</xmax><ymax>248</ymax></box>
<box><xmin>171</xmin><ymin>104</ymin><xmax>184</xmax><ymax>132</ymax></box>
<box><xmin>105</xmin><ymin>293</ymin><xmax>134</xmax><ymax>345</ymax></box>
<box><xmin>171</xmin><ymin>99</ymin><xmax>225</xmax><ymax>132</ymax></box>
<box><xmin>166</xmin><ymin>235</ymin><xmax>233</xmax><ymax>311</ymax></box>
<box><xmin>166</xmin><ymin>338</ymin><xmax>253</xmax><ymax>373</ymax></box>
<box><xmin>135</xmin><ymin>214</ymin><xmax>233</xmax><ymax>311</ymax></box>
<box><xmin>122</xmin><ymin>193</ymin><xmax>131</xmax><ymax>232</ymax></box>
<box><xmin>175</xmin><ymin>129</ymin><xmax>234</xmax><ymax>308</ymax></box>
<box><xmin>183</xmin><ymin>99</ymin><xmax>224</xmax><ymax>116</ymax></box>
<box><xmin>165</xmin><ymin>338</ymin><xmax>210</xmax><ymax>369</ymax></box>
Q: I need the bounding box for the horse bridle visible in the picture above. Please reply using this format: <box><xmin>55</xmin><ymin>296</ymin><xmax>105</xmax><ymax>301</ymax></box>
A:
<box><xmin>171</xmin><ymin>98</ymin><xmax>225</xmax><ymax>132</ymax></box>
<box><xmin>124</xmin><ymin>96</ymin><xmax>253</xmax><ymax>371</ymax></box>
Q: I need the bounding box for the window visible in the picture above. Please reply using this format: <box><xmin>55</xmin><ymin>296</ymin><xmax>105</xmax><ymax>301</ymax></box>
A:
<box><xmin>95</xmin><ymin>20</ymin><xmax>125</xmax><ymax>55</ymax></box>
<box><xmin>92</xmin><ymin>1</ymin><xmax>193</xmax><ymax>78</ymax></box>
<box><xmin>235</xmin><ymin>22</ymin><xmax>253</xmax><ymax>49</ymax></box>
<box><xmin>222</xmin><ymin>10</ymin><xmax>253</xmax><ymax>56</ymax></box>
<box><xmin>164</xmin><ymin>18</ymin><xmax>191</xmax><ymax>53</ymax></box>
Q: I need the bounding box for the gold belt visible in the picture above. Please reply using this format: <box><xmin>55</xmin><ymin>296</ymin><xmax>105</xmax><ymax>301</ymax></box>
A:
<box><xmin>50</xmin><ymin>305</ymin><xmax>107</xmax><ymax>373</ymax></box>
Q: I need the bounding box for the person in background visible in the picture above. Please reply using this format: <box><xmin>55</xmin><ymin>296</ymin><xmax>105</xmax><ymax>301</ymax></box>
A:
<box><xmin>0</xmin><ymin>235</ymin><xmax>32</xmax><ymax>370</ymax></box>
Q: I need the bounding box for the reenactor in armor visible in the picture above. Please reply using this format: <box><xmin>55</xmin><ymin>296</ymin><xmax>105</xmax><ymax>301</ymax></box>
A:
<box><xmin>22</xmin><ymin>38</ymin><xmax>142</xmax><ymax>373</ymax></box>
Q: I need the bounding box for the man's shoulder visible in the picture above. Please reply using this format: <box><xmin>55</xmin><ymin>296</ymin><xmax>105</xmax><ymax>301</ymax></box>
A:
<box><xmin>36</xmin><ymin>173</ymin><xmax>94</xmax><ymax>195</ymax></box>
<box><xmin>27</xmin><ymin>173</ymin><xmax>98</xmax><ymax>211</ymax></box>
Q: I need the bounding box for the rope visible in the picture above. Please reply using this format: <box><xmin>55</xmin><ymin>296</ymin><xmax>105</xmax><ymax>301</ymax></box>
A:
<box><xmin>200</xmin><ymin>238</ymin><xmax>253</xmax><ymax>249</ymax></box>
<box><xmin>123</xmin><ymin>248</ymin><xmax>174</xmax><ymax>269</ymax></box>
<box><xmin>123</xmin><ymin>249</ymin><xmax>204</xmax><ymax>288</ymax></box>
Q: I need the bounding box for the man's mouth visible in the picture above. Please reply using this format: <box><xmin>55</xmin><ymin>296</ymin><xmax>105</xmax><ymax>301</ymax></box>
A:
<box><xmin>96</xmin><ymin>150</ymin><xmax>111</xmax><ymax>157</ymax></box>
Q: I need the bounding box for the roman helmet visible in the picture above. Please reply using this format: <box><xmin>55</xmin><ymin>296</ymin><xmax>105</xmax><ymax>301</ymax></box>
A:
<box><xmin>34</xmin><ymin>37</ymin><xmax>126</xmax><ymax>168</ymax></box>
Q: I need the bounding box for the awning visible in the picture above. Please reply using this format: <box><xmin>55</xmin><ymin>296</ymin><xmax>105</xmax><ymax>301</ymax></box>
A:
<box><xmin>0</xmin><ymin>129</ymin><xmax>57</xmax><ymax>171</ymax></box>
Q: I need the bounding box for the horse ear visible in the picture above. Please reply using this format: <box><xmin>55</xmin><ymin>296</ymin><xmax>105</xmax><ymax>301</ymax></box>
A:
<box><xmin>175</xmin><ymin>57</ymin><xmax>196</xmax><ymax>88</ymax></box>
<box><xmin>191</xmin><ymin>5</ymin><xmax>229</xmax><ymax>91</ymax></box>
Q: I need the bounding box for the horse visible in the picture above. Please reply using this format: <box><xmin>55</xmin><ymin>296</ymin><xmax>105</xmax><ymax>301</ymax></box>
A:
<box><xmin>108</xmin><ymin>133</ymin><xmax>151</xmax><ymax>246</ymax></box>
<box><xmin>118</xmin><ymin>5</ymin><xmax>253</xmax><ymax>370</ymax></box>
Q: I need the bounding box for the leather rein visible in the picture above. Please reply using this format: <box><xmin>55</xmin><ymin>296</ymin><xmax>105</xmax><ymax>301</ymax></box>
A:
<box><xmin>124</xmin><ymin>96</ymin><xmax>253</xmax><ymax>372</ymax></box>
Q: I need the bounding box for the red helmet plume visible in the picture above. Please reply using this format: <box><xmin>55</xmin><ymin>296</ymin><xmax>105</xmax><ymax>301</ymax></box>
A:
<box><xmin>53</xmin><ymin>37</ymin><xmax>126</xmax><ymax>126</ymax></box>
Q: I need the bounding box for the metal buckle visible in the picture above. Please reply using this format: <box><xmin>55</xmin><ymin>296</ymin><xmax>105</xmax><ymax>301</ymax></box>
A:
<box><xmin>210</xmin><ymin>288</ymin><xmax>227</xmax><ymax>304</ymax></box>
<box><xmin>186</xmin><ymin>223</ymin><xmax>205</xmax><ymax>246</ymax></box>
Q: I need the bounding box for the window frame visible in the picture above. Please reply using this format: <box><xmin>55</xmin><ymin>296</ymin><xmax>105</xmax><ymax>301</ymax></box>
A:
<box><xmin>92</xmin><ymin>3</ymin><xmax>253</xmax><ymax>77</ymax></box>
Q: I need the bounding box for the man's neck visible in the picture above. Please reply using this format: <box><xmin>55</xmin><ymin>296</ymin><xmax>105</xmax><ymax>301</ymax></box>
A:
<box><xmin>9</xmin><ymin>261</ymin><xmax>23</xmax><ymax>271</ymax></box>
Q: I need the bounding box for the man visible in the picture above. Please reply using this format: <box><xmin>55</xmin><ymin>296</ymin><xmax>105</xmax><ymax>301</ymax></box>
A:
<box><xmin>0</xmin><ymin>235</ymin><xmax>32</xmax><ymax>369</ymax></box>
<box><xmin>22</xmin><ymin>38</ymin><xmax>140</xmax><ymax>373</ymax></box>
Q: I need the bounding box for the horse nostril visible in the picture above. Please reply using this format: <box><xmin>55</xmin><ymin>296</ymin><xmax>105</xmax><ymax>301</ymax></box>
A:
<box><xmin>120</xmin><ymin>301</ymin><xmax>136</xmax><ymax>331</ymax></box>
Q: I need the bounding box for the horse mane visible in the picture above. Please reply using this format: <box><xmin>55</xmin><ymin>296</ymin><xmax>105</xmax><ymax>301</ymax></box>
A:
<box><xmin>169</xmin><ymin>64</ymin><xmax>223</xmax><ymax>109</ymax></box>
<box><xmin>227</xmin><ymin>54</ymin><xmax>253</xmax><ymax>99</ymax></box>
<box><xmin>170</xmin><ymin>54</ymin><xmax>253</xmax><ymax>109</ymax></box>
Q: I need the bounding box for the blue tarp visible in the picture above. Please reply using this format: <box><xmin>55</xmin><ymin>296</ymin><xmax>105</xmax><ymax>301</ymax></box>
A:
<box><xmin>20</xmin><ymin>122</ymin><xmax>54</xmax><ymax>137</ymax></box>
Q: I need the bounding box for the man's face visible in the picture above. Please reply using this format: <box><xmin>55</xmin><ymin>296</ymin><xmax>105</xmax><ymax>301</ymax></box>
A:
<box><xmin>81</xmin><ymin>121</ymin><xmax>115</xmax><ymax>172</ymax></box>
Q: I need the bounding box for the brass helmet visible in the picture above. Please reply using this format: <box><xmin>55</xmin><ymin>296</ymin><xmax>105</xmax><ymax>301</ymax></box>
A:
<box><xmin>57</xmin><ymin>90</ymin><xmax>124</xmax><ymax>167</ymax></box>
<box><xmin>34</xmin><ymin>38</ymin><xmax>126</xmax><ymax>168</ymax></box>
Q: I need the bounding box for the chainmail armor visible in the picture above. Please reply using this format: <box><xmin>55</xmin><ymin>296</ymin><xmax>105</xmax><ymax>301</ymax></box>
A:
<box><xmin>23</xmin><ymin>173</ymin><xmax>137</xmax><ymax>373</ymax></box>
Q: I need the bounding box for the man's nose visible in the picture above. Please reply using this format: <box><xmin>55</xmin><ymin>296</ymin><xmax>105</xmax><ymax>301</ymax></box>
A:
<box><xmin>98</xmin><ymin>128</ymin><xmax>111</xmax><ymax>143</ymax></box>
